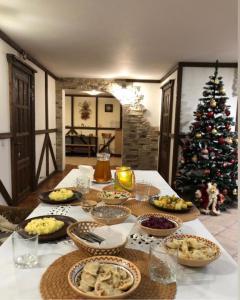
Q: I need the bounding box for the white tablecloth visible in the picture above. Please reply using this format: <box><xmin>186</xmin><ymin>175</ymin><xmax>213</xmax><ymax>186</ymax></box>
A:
<box><xmin>0</xmin><ymin>169</ymin><xmax>237</xmax><ymax>300</ymax></box>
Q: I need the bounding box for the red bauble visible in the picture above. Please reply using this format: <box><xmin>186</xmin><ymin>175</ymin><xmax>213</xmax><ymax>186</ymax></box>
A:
<box><xmin>218</xmin><ymin>137</ymin><xmax>225</xmax><ymax>145</ymax></box>
<box><xmin>207</xmin><ymin>112</ymin><xmax>214</xmax><ymax>118</ymax></box>
<box><xmin>206</xmin><ymin>126</ymin><xmax>212</xmax><ymax>132</ymax></box>
<box><xmin>230</xmin><ymin>159</ymin><xmax>235</xmax><ymax>164</ymax></box>
<box><xmin>216</xmin><ymin>171</ymin><xmax>221</xmax><ymax>176</ymax></box>
<box><xmin>225</xmin><ymin>109</ymin><xmax>230</xmax><ymax>116</ymax></box>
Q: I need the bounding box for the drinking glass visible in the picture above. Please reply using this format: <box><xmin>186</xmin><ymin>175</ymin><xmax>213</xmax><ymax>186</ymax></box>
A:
<box><xmin>76</xmin><ymin>177</ymin><xmax>90</xmax><ymax>200</ymax></box>
<box><xmin>135</xmin><ymin>180</ymin><xmax>151</xmax><ymax>201</ymax></box>
<box><xmin>149</xmin><ymin>243</ymin><xmax>176</xmax><ymax>284</ymax></box>
<box><xmin>12</xmin><ymin>230</ymin><xmax>38</xmax><ymax>268</ymax></box>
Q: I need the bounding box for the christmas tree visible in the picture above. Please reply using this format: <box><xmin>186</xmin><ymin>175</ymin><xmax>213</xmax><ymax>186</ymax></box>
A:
<box><xmin>176</xmin><ymin>61</ymin><xmax>238</xmax><ymax>210</ymax></box>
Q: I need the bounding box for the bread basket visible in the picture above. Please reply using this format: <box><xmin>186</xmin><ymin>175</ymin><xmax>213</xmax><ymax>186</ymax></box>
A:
<box><xmin>67</xmin><ymin>221</ymin><xmax>127</xmax><ymax>255</ymax></box>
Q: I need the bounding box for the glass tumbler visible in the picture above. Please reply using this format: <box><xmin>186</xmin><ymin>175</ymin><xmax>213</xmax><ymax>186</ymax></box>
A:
<box><xmin>135</xmin><ymin>180</ymin><xmax>151</xmax><ymax>201</ymax></box>
<box><xmin>12</xmin><ymin>230</ymin><xmax>38</xmax><ymax>268</ymax></box>
<box><xmin>76</xmin><ymin>177</ymin><xmax>90</xmax><ymax>200</ymax></box>
<box><xmin>149</xmin><ymin>243</ymin><xmax>176</xmax><ymax>284</ymax></box>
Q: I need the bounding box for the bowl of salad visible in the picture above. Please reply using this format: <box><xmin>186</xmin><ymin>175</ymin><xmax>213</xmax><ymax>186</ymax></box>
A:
<box><xmin>98</xmin><ymin>190</ymin><xmax>131</xmax><ymax>205</ymax></box>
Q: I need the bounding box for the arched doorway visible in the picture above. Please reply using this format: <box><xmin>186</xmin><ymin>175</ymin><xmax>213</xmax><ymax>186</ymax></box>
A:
<box><xmin>63</xmin><ymin>89</ymin><xmax>122</xmax><ymax>169</ymax></box>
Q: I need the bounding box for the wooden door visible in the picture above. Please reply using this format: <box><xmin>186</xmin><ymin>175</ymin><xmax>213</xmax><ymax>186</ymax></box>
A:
<box><xmin>158</xmin><ymin>80</ymin><xmax>174</xmax><ymax>183</ymax></box>
<box><xmin>7</xmin><ymin>54</ymin><xmax>36</xmax><ymax>203</ymax></box>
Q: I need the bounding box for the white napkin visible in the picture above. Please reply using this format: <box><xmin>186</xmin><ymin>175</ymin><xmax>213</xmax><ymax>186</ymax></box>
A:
<box><xmin>78</xmin><ymin>165</ymin><xmax>94</xmax><ymax>180</ymax></box>
<box><xmin>78</xmin><ymin>223</ymin><xmax>135</xmax><ymax>249</ymax></box>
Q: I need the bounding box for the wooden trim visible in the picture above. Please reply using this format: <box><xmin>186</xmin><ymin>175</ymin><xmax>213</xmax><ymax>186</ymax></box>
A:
<box><xmin>0</xmin><ymin>180</ymin><xmax>14</xmax><ymax>206</ymax></box>
<box><xmin>1</xmin><ymin>30</ymin><xmax>58</xmax><ymax>79</ymax></box>
<box><xmin>65</xmin><ymin>126</ymin><xmax>121</xmax><ymax>130</ymax></box>
<box><xmin>171</xmin><ymin>66</ymin><xmax>183</xmax><ymax>187</ymax></box>
<box><xmin>159</xmin><ymin>64</ymin><xmax>179</xmax><ymax>84</ymax></box>
<box><xmin>36</xmin><ymin>134</ymin><xmax>48</xmax><ymax>183</ymax></box>
<box><xmin>178</xmin><ymin>61</ymin><xmax>238</xmax><ymax>68</ymax></box>
<box><xmin>0</xmin><ymin>132</ymin><xmax>12</xmax><ymax>139</ymax></box>
<box><xmin>120</xmin><ymin>105</ymin><xmax>123</xmax><ymax>129</ymax></box>
<box><xmin>48</xmin><ymin>134</ymin><xmax>58</xmax><ymax>171</ymax></box>
<box><xmin>35</xmin><ymin>128</ymin><xmax>57</xmax><ymax>135</ymax></box>
<box><xmin>7</xmin><ymin>54</ymin><xmax>37</xmax><ymax>74</ymax></box>
<box><xmin>45</xmin><ymin>72</ymin><xmax>49</xmax><ymax>176</ymax></box>
<box><xmin>117</xmin><ymin>79</ymin><xmax>161</xmax><ymax>83</ymax></box>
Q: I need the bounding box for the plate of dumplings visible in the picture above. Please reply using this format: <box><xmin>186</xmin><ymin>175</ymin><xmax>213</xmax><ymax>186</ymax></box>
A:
<box><xmin>68</xmin><ymin>256</ymin><xmax>141</xmax><ymax>299</ymax></box>
<box><xmin>164</xmin><ymin>234</ymin><xmax>221</xmax><ymax>267</ymax></box>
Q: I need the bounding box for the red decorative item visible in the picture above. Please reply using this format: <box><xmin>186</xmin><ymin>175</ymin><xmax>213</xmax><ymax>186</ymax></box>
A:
<box><xmin>218</xmin><ymin>137</ymin><xmax>225</xmax><ymax>145</ymax></box>
<box><xmin>225</xmin><ymin>109</ymin><xmax>230</xmax><ymax>116</ymax></box>
<box><xmin>207</xmin><ymin>111</ymin><xmax>214</xmax><ymax>118</ymax></box>
<box><xmin>206</xmin><ymin>126</ymin><xmax>212</xmax><ymax>132</ymax></box>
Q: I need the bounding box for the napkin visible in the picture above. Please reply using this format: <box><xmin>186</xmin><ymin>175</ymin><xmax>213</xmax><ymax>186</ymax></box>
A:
<box><xmin>77</xmin><ymin>223</ymin><xmax>135</xmax><ymax>249</ymax></box>
<box><xmin>78</xmin><ymin>165</ymin><xmax>94</xmax><ymax>180</ymax></box>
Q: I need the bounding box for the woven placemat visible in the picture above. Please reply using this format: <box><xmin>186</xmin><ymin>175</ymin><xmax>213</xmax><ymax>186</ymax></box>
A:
<box><xmin>103</xmin><ymin>183</ymin><xmax>160</xmax><ymax>197</ymax></box>
<box><xmin>124</xmin><ymin>199</ymin><xmax>200</xmax><ymax>222</ymax></box>
<box><xmin>40</xmin><ymin>249</ymin><xmax>176</xmax><ymax>300</ymax></box>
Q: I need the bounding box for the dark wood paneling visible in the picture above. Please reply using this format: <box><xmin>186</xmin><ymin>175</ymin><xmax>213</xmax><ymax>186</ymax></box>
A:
<box><xmin>0</xmin><ymin>180</ymin><xmax>14</xmax><ymax>206</ymax></box>
<box><xmin>171</xmin><ymin>66</ymin><xmax>183</xmax><ymax>187</ymax></box>
<box><xmin>45</xmin><ymin>72</ymin><xmax>49</xmax><ymax>176</ymax></box>
<box><xmin>8</xmin><ymin>54</ymin><xmax>36</xmax><ymax>203</ymax></box>
<box><xmin>0</xmin><ymin>132</ymin><xmax>12</xmax><ymax>139</ymax></box>
<box><xmin>178</xmin><ymin>62</ymin><xmax>238</xmax><ymax>68</ymax></box>
<box><xmin>1</xmin><ymin>30</ymin><xmax>58</xmax><ymax>79</ymax></box>
<box><xmin>35</xmin><ymin>129</ymin><xmax>57</xmax><ymax>135</ymax></box>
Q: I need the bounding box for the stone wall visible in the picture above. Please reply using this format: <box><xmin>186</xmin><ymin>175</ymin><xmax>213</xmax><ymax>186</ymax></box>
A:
<box><xmin>56</xmin><ymin>78</ymin><xmax>159</xmax><ymax>170</ymax></box>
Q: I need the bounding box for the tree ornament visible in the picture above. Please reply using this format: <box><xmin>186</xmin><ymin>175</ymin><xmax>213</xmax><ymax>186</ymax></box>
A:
<box><xmin>192</xmin><ymin>155</ymin><xmax>198</xmax><ymax>163</ymax></box>
<box><xmin>201</xmin><ymin>148</ymin><xmax>209</xmax><ymax>154</ymax></box>
<box><xmin>211</xmin><ymin>128</ymin><xmax>218</xmax><ymax>135</ymax></box>
<box><xmin>210</xmin><ymin>99</ymin><xmax>217</xmax><ymax>108</ymax></box>
<box><xmin>203</xmin><ymin>90</ymin><xmax>209</xmax><ymax>97</ymax></box>
<box><xmin>222</xmin><ymin>189</ymin><xmax>228</xmax><ymax>195</ymax></box>
<box><xmin>225</xmin><ymin>137</ymin><xmax>233</xmax><ymax>144</ymax></box>
<box><xmin>207</xmin><ymin>111</ymin><xmax>214</xmax><ymax>118</ymax></box>
<box><xmin>204</xmin><ymin>169</ymin><xmax>210</xmax><ymax>175</ymax></box>
<box><xmin>214</xmin><ymin>79</ymin><xmax>219</xmax><ymax>84</ymax></box>
<box><xmin>225</xmin><ymin>123</ymin><xmax>231</xmax><ymax>130</ymax></box>
<box><xmin>225</xmin><ymin>109</ymin><xmax>230</xmax><ymax>116</ymax></box>
<box><xmin>196</xmin><ymin>112</ymin><xmax>202</xmax><ymax>118</ymax></box>
<box><xmin>233</xmin><ymin>189</ymin><xmax>237</xmax><ymax>196</ymax></box>
<box><xmin>195</xmin><ymin>132</ymin><xmax>202</xmax><ymax>139</ymax></box>
<box><xmin>218</xmin><ymin>137</ymin><xmax>225</xmax><ymax>145</ymax></box>
<box><xmin>206</xmin><ymin>125</ymin><xmax>212</xmax><ymax>132</ymax></box>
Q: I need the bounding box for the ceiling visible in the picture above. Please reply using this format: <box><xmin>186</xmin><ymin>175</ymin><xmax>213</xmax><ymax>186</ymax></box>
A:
<box><xmin>0</xmin><ymin>0</ymin><xmax>237</xmax><ymax>79</ymax></box>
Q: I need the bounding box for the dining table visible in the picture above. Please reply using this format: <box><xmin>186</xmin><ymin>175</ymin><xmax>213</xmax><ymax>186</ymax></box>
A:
<box><xmin>0</xmin><ymin>169</ymin><xmax>237</xmax><ymax>300</ymax></box>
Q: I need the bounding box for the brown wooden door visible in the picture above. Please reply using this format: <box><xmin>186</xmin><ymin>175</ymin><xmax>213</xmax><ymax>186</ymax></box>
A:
<box><xmin>7</xmin><ymin>54</ymin><xmax>36</xmax><ymax>203</ymax></box>
<box><xmin>158</xmin><ymin>80</ymin><xmax>174</xmax><ymax>182</ymax></box>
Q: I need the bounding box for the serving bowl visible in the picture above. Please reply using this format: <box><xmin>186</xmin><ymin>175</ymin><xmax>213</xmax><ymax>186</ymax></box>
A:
<box><xmin>67</xmin><ymin>221</ymin><xmax>127</xmax><ymax>256</ymax></box>
<box><xmin>164</xmin><ymin>234</ymin><xmax>221</xmax><ymax>267</ymax></box>
<box><xmin>137</xmin><ymin>213</ymin><xmax>182</xmax><ymax>237</ymax></box>
<box><xmin>98</xmin><ymin>191</ymin><xmax>131</xmax><ymax>205</ymax></box>
<box><xmin>91</xmin><ymin>205</ymin><xmax>131</xmax><ymax>225</ymax></box>
<box><xmin>68</xmin><ymin>255</ymin><xmax>141</xmax><ymax>299</ymax></box>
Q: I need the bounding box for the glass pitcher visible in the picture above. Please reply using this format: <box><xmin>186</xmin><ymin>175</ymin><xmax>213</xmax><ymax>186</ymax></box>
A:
<box><xmin>93</xmin><ymin>153</ymin><xmax>112</xmax><ymax>183</ymax></box>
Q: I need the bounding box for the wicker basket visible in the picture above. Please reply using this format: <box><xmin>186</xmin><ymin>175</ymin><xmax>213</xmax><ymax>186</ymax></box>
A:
<box><xmin>67</xmin><ymin>221</ymin><xmax>127</xmax><ymax>256</ymax></box>
<box><xmin>91</xmin><ymin>205</ymin><xmax>131</xmax><ymax>225</ymax></box>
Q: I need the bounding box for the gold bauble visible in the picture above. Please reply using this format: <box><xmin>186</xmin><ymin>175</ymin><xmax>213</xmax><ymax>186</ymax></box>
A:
<box><xmin>192</xmin><ymin>155</ymin><xmax>198</xmax><ymax>163</ymax></box>
<box><xmin>195</xmin><ymin>133</ymin><xmax>202</xmax><ymax>139</ymax></box>
<box><xmin>211</xmin><ymin>128</ymin><xmax>218</xmax><ymax>134</ymax></box>
<box><xmin>210</xmin><ymin>99</ymin><xmax>217</xmax><ymax>108</ymax></box>
<box><xmin>225</xmin><ymin>137</ymin><xmax>233</xmax><ymax>144</ymax></box>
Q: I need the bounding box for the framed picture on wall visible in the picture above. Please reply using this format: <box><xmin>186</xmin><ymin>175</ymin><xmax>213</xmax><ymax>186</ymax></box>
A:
<box><xmin>105</xmin><ymin>104</ymin><xmax>113</xmax><ymax>112</ymax></box>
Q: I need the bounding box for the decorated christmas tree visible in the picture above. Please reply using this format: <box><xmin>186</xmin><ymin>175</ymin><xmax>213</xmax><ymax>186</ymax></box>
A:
<box><xmin>176</xmin><ymin>61</ymin><xmax>238</xmax><ymax>212</ymax></box>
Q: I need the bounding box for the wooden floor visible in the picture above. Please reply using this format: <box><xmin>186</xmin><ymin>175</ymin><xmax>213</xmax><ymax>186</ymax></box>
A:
<box><xmin>18</xmin><ymin>164</ymin><xmax>76</xmax><ymax>209</ymax></box>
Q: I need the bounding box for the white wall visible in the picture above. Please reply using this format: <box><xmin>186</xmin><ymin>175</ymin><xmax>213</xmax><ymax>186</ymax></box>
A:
<box><xmin>0</xmin><ymin>38</ymin><xmax>56</xmax><ymax>204</ymax></box>
<box><xmin>180</xmin><ymin>67</ymin><xmax>238</xmax><ymax>133</ymax></box>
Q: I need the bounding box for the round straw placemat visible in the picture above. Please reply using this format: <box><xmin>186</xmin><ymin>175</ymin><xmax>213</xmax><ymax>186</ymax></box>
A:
<box><xmin>124</xmin><ymin>199</ymin><xmax>200</xmax><ymax>222</ymax></box>
<box><xmin>103</xmin><ymin>183</ymin><xmax>160</xmax><ymax>197</ymax></box>
<box><xmin>40</xmin><ymin>249</ymin><xmax>176</xmax><ymax>300</ymax></box>
<box><xmin>68</xmin><ymin>188</ymin><xmax>101</xmax><ymax>206</ymax></box>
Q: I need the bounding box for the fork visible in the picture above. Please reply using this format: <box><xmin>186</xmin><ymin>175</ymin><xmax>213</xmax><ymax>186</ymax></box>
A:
<box><xmin>72</xmin><ymin>230</ymin><xmax>105</xmax><ymax>244</ymax></box>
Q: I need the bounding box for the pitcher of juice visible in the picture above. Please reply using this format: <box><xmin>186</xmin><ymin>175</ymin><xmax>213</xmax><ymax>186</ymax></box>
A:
<box><xmin>93</xmin><ymin>153</ymin><xmax>112</xmax><ymax>183</ymax></box>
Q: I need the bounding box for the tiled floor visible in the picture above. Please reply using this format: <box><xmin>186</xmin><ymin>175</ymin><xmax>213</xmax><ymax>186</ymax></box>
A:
<box><xmin>199</xmin><ymin>208</ymin><xmax>238</xmax><ymax>262</ymax></box>
<box><xmin>18</xmin><ymin>165</ymin><xmax>238</xmax><ymax>262</ymax></box>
